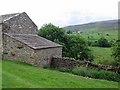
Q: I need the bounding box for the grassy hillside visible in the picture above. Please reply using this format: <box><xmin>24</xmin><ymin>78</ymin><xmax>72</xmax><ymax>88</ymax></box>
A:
<box><xmin>64</xmin><ymin>20</ymin><xmax>118</xmax><ymax>65</ymax></box>
<box><xmin>2</xmin><ymin>60</ymin><xmax>118</xmax><ymax>88</ymax></box>
<box><xmin>90</xmin><ymin>47</ymin><xmax>114</xmax><ymax>65</ymax></box>
<box><xmin>64</xmin><ymin>20</ymin><xmax>118</xmax><ymax>41</ymax></box>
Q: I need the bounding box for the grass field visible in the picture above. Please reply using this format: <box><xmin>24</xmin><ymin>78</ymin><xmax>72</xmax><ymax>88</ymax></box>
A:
<box><xmin>90</xmin><ymin>47</ymin><xmax>115</xmax><ymax>65</ymax></box>
<box><xmin>2</xmin><ymin>60</ymin><xmax>119</xmax><ymax>88</ymax></box>
<box><xmin>64</xmin><ymin>20</ymin><xmax>118</xmax><ymax>41</ymax></box>
<box><xmin>80</xmin><ymin>29</ymin><xmax>118</xmax><ymax>41</ymax></box>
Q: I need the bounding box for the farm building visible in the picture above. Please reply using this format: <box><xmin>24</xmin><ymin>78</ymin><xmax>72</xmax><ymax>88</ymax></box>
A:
<box><xmin>0</xmin><ymin>12</ymin><xmax>62</xmax><ymax>67</ymax></box>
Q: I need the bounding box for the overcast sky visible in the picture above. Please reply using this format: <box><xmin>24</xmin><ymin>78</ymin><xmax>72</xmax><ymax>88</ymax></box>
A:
<box><xmin>0</xmin><ymin>0</ymin><xmax>119</xmax><ymax>28</ymax></box>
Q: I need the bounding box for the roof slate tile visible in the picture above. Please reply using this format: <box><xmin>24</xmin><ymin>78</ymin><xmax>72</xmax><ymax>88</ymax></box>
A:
<box><xmin>5</xmin><ymin>33</ymin><xmax>62</xmax><ymax>49</ymax></box>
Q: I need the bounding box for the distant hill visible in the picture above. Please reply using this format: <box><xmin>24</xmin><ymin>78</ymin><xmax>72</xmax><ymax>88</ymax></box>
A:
<box><xmin>64</xmin><ymin>20</ymin><xmax>118</xmax><ymax>41</ymax></box>
<box><xmin>64</xmin><ymin>20</ymin><xmax>118</xmax><ymax>32</ymax></box>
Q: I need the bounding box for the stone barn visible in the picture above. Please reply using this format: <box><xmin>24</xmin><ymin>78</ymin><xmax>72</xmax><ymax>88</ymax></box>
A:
<box><xmin>0</xmin><ymin>12</ymin><xmax>62</xmax><ymax>67</ymax></box>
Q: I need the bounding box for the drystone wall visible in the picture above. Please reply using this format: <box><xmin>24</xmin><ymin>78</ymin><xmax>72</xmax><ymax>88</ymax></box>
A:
<box><xmin>51</xmin><ymin>57</ymin><xmax>86</xmax><ymax>69</ymax></box>
<box><xmin>51</xmin><ymin>57</ymin><xmax>120</xmax><ymax>73</ymax></box>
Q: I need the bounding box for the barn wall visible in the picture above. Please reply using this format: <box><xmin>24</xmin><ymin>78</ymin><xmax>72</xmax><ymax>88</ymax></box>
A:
<box><xmin>3</xmin><ymin>34</ymin><xmax>62</xmax><ymax>67</ymax></box>
<box><xmin>0</xmin><ymin>17</ymin><xmax>2</xmax><ymax>90</ymax></box>
<box><xmin>3</xmin><ymin>34</ymin><xmax>36</xmax><ymax>65</ymax></box>
<box><xmin>33</xmin><ymin>47</ymin><xmax>62</xmax><ymax>67</ymax></box>
<box><xmin>2</xmin><ymin>12</ymin><xmax>37</xmax><ymax>34</ymax></box>
<box><xmin>0</xmin><ymin>23</ymin><xmax>2</xmax><ymax>59</ymax></box>
<box><xmin>2</xmin><ymin>13</ymin><xmax>19</xmax><ymax>22</ymax></box>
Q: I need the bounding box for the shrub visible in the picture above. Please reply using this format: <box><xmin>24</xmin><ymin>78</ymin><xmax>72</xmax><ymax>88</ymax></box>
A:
<box><xmin>71</xmin><ymin>66</ymin><xmax>120</xmax><ymax>82</ymax></box>
<box><xmin>97</xmin><ymin>37</ymin><xmax>111</xmax><ymax>47</ymax></box>
<box><xmin>72</xmin><ymin>66</ymin><xmax>89</xmax><ymax>76</ymax></box>
<box><xmin>54</xmin><ymin>66</ymin><xmax>120</xmax><ymax>82</ymax></box>
<box><xmin>111</xmin><ymin>40</ymin><xmax>120</xmax><ymax>66</ymax></box>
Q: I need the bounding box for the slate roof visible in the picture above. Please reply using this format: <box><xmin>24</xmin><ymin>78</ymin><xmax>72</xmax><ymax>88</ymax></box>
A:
<box><xmin>0</xmin><ymin>13</ymin><xmax>20</xmax><ymax>24</ymax></box>
<box><xmin>5</xmin><ymin>33</ymin><xmax>62</xmax><ymax>49</ymax></box>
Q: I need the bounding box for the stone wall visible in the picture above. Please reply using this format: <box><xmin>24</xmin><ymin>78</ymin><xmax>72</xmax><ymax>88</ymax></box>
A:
<box><xmin>51</xmin><ymin>57</ymin><xmax>85</xmax><ymax>69</ymax></box>
<box><xmin>0</xmin><ymin>16</ymin><xmax>2</xmax><ymax>90</ymax></box>
<box><xmin>2</xmin><ymin>12</ymin><xmax>37</xmax><ymax>34</ymax></box>
<box><xmin>51</xmin><ymin>57</ymin><xmax>120</xmax><ymax>73</ymax></box>
<box><xmin>0</xmin><ymin>23</ymin><xmax>2</xmax><ymax>59</ymax></box>
<box><xmin>3</xmin><ymin>34</ymin><xmax>62</xmax><ymax>67</ymax></box>
<box><xmin>34</xmin><ymin>47</ymin><xmax>62</xmax><ymax>67</ymax></box>
<box><xmin>3</xmin><ymin>34</ymin><xmax>35</xmax><ymax>65</ymax></box>
<box><xmin>2</xmin><ymin>13</ymin><xmax>19</xmax><ymax>21</ymax></box>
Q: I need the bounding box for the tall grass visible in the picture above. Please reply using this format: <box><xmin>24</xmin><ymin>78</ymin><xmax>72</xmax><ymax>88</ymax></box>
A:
<box><xmin>71</xmin><ymin>66</ymin><xmax>120</xmax><ymax>82</ymax></box>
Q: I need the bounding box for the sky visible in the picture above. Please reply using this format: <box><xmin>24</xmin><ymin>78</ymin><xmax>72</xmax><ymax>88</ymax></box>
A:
<box><xmin>0</xmin><ymin>0</ymin><xmax>119</xmax><ymax>28</ymax></box>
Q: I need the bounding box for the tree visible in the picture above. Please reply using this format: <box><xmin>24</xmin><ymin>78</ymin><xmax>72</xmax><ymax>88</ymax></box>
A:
<box><xmin>38</xmin><ymin>23</ymin><xmax>65</xmax><ymax>42</ymax></box>
<box><xmin>65</xmin><ymin>34</ymin><xmax>94</xmax><ymax>61</ymax></box>
<box><xmin>38</xmin><ymin>23</ymin><xmax>94</xmax><ymax>62</ymax></box>
<box><xmin>97</xmin><ymin>37</ymin><xmax>111</xmax><ymax>47</ymax></box>
<box><xmin>111</xmin><ymin>40</ymin><xmax>120</xmax><ymax>66</ymax></box>
<box><xmin>66</xmin><ymin>30</ymin><xmax>72</xmax><ymax>34</ymax></box>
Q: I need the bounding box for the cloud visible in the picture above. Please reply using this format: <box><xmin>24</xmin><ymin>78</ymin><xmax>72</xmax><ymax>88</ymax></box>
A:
<box><xmin>0</xmin><ymin>0</ymin><xmax>119</xmax><ymax>28</ymax></box>
<box><xmin>67</xmin><ymin>11</ymin><xmax>117</xmax><ymax>26</ymax></box>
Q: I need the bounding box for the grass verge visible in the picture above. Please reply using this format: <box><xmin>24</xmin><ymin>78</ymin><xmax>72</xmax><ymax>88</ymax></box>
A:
<box><xmin>2</xmin><ymin>60</ymin><xmax>119</xmax><ymax>88</ymax></box>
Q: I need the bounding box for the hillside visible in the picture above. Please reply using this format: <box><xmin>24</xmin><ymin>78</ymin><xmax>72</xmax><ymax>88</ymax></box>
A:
<box><xmin>2</xmin><ymin>60</ymin><xmax>118</xmax><ymax>88</ymax></box>
<box><xmin>64</xmin><ymin>20</ymin><xmax>118</xmax><ymax>32</ymax></box>
<box><xmin>64</xmin><ymin>20</ymin><xmax>118</xmax><ymax>41</ymax></box>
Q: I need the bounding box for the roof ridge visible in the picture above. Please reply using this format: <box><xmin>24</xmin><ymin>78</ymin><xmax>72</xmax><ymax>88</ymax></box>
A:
<box><xmin>3</xmin><ymin>13</ymin><xmax>20</xmax><ymax>22</ymax></box>
<box><xmin>5</xmin><ymin>33</ymin><xmax>37</xmax><ymax>36</ymax></box>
